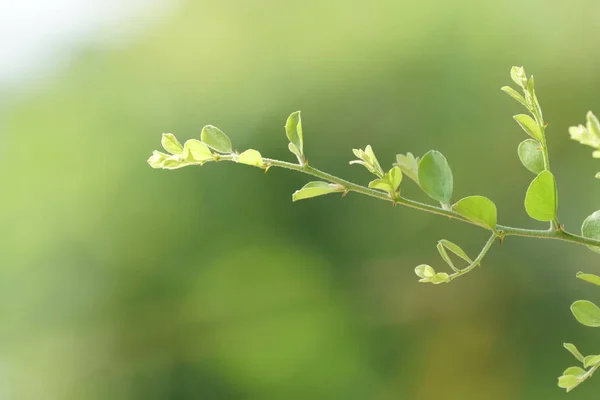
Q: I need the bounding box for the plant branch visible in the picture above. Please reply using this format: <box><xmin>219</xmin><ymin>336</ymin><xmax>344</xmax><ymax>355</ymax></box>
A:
<box><xmin>211</xmin><ymin>155</ymin><xmax>600</xmax><ymax>249</ymax></box>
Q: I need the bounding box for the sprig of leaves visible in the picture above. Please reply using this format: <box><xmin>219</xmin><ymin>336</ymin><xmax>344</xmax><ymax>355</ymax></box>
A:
<box><xmin>148</xmin><ymin>67</ymin><xmax>600</xmax><ymax>393</ymax></box>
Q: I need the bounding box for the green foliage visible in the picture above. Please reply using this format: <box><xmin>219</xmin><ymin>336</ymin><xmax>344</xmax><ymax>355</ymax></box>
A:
<box><xmin>417</xmin><ymin>150</ymin><xmax>453</xmax><ymax>206</ymax></box>
<box><xmin>517</xmin><ymin>139</ymin><xmax>544</xmax><ymax>174</ymax></box>
<box><xmin>148</xmin><ymin>66</ymin><xmax>600</xmax><ymax>393</ymax></box>
<box><xmin>452</xmin><ymin>196</ymin><xmax>497</xmax><ymax>232</ymax></box>
<box><xmin>524</xmin><ymin>171</ymin><xmax>557</xmax><ymax>222</ymax></box>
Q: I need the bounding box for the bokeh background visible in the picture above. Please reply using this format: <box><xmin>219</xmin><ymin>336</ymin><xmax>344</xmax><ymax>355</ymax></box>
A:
<box><xmin>1</xmin><ymin>1</ymin><xmax>600</xmax><ymax>399</ymax></box>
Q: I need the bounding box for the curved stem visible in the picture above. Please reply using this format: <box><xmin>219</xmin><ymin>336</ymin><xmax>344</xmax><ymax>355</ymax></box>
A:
<box><xmin>212</xmin><ymin>155</ymin><xmax>600</xmax><ymax>248</ymax></box>
<box><xmin>448</xmin><ymin>232</ymin><xmax>497</xmax><ymax>281</ymax></box>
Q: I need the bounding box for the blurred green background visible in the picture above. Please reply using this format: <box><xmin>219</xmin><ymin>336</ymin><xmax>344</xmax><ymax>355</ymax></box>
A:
<box><xmin>1</xmin><ymin>0</ymin><xmax>600</xmax><ymax>399</ymax></box>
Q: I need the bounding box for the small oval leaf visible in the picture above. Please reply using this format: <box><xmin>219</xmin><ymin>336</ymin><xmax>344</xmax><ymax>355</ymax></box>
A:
<box><xmin>201</xmin><ymin>125</ymin><xmax>233</xmax><ymax>153</ymax></box>
<box><xmin>501</xmin><ymin>86</ymin><xmax>528</xmax><ymax>108</ymax></box>
<box><xmin>452</xmin><ymin>195</ymin><xmax>497</xmax><ymax>231</ymax></box>
<box><xmin>415</xmin><ymin>264</ymin><xmax>435</xmax><ymax>279</ymax></box>
<box><xmin>161</xmin><ymin>133</ymin><xmax>184</xmax><ymax>155</ymax></box>
<box><xmin>183</xmin><ymin>139</ymin><xmax>213</xmax><ymax>162</ymax></box>
<box><xmin>292</xmin><ymin>181</ymin><xmax>344</xmax><ymax>202</ymax></box>
<box><xmin>582</xmin><ymin>210</ymin><xmax>600</xmax><ymax>254</ymax></box>
<box><xmin>147</xmin><ymin>151</ymin><xmax>170</xmax><ymax>169</ymax></box>
<box><xmin>514</xmin><ymin>114</ymin><xmax>543</xmax><ymax>142</ymax></box>
<box><xmin>571</xmin><ymin>300</ymin><xmax>600</xmax><ymax>327</ymax></box>
<box><xmin>558</xmin><ymin>374</ymin><xmax>581</xmax><ymax>391</ymax></box>
<box><xmin>237</xmin><ymin>149</ymin><xmax>264</xmax><ymax>167</ymax></box>
<box><xmin>576</xmin><ymin>272</ymin><xmax>600</xmax><ymax>286</ymax></box>
<box><xmin>584</xmin><ymin>355</ymin><xmax>600</xmax><ymax>368</ymax></box>
<box><xmin>563</xmin><ymin>343</ymin><xmax>585</xmax><ymax>363</ymax></box>
<box><xmin>418</xmin><ymin>150</ymin><xmax>453</xmax><ymax>205</ymax></box>
<box><xmin>439</xmin><ymin>239</ymin><xmax>473</xmax><ymax>264</ymax></box>
<box><xmin>517</xmin><ymin>139</ymin><xmax>544</xmax><ymax>174</ymax></box>
<box><xmin>525</xmin><ymin>171</ymin><xmax>557</xmax><ymax>222</ymax></box>
<box><xmin>285</xmin><ymin>111</ymin><xmax>304</xmax><ymax>158</ymax></box>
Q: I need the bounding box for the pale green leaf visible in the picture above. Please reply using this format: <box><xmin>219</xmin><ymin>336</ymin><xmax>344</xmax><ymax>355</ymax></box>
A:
<box><xmin>285</xmin><ymin>111</ymin><xmax>304</xmax><ymax>158</ymax></box>
<box><xmin>452</xmin><ymin>195</ymin><xmax>497</xmax><ymax>231</ymax></box>
<box><xmin>439</xmin><ymin>239</ymin><xmax>473</xmax><ymax>264</ymax></box>
<box><xmin>501</xmin><ymin>86</ymin><xmax>528</xmax><ymax>108</ymax></box>
<box><xmin>432</xmin><ymin>273</ymin><xmax>450</xmax><ymax>284</ymax></box>
<box><xmin>558</xmin><ymin>374</ymin><xmax>581</xmax><ymax>392</ymax></box>
<box><xmin>587</xmin><ymin>111</ymin><xmax>600</xmax><ymax>138</ymax></box>
<box><xmin>584</xmin><ymin>355</ymin><xmax>600</xmax><ymax>368</ymax></box>
<box><xmin>147</xmin><ymin>150</ymin><xmax>170</xmax><ymax>169</ymax></box>
<box><xmin>524</xmin><ymin>171</ymin><xmax>557</xmax><ymax>222</ymax></box>
<box><xmin>415</xmin><ymin>264</ymin><xmax>435</xmax><ymax>280</ymax></box>
<box><xmin>201</xmin><ymin>125</ymin><xmax>232</xmax><ymax>153</ymax></box>
<box><xmin>161</xmin><ymin>133</ymin><xmax>184</xmax><ymax>154</ymax></box>
<box><xmin>563</xmin><ymin>366</ymin><xmax>587</xmax><ymax>378</ymax></box>
<box><xmin>237</xmin><ymin>149</ymin><xmax>264</xmax><ymax>167</ymax></box>
<box><xmin>418</xmin><ymin>150</ymin><xmax>453</xmax><ymax>205</ymax></box>
<box><xmin>288</xmin><ymin>142</ymin><xmax>303</xmax><ymax>162</ymax></box>
<box><xmin>292</xmin><ymin>181</ymin><xmax>344</xmax><ymax>202</ymax></box>
<box><xmin>350</xmin><ymin>145</ymin><xmax>383</xmax><ymax>176</ymax></box>
<box><xmin>576</xmin><ymin>272</ymin><xmax>600</xmax><ymax>286</ymax></box>
<box><xmin>571</xmin><ymin>300</ymin><xmax>600</xmax><ymax>327</ymax></box>
<box><xmin>437</xmin><ymin>243</ymin><xmax>458</xmax><ymax>272</ymax></box>
<box><xmin>563</xmin><ymin>343</ymin><xmax>585</xmax><ymax>363</ymax></box>
<box><xmin>582</xmin><ymin>210</ymin><xmax>600</xmax><ymax>254</ymax></box>
<box><xmin>368</xmin><ymin>178</ymin><xmax>390</xmax><ymax>191</ymax></box>
<box><xmin>513</xmin><ymin>114</ymin><xmax>543</xmax><ymax>142</ymax></box>
<box><xmin>510</xmin><ymin>66</ymin><xmax>527</xmax><ymax>89</ymax></box>
<box><xmin>183</xmin><ymin>139</ymin><xmax>213</xmax><ymax>162</ymax></box>
<box><xmin>388</xmin><ymin>166</ymin><xmax>402</xmax><ymax>192</ymax></box>
<box><xmin>517</xmin><ymin>139</ymin><xmax>544</xmax><ymax>174</ymax></box>
<box><xmin>395</xmin><ymin>152</ymin><xmax>419</xmax><ymax>182</ymax></box>
<box><xmin>161</xmin><ymin>154</ymin><xmax>187</xmax><ymax>170</ymax></box>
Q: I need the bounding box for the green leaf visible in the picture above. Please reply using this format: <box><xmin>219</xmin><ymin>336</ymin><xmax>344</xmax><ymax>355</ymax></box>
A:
<box><xmin>501</xmin><ymin>86</ymin><xmax>528</xmax><ymax>108</ymax></box>
<box><xmin>237</xmin><ymin>149</ymin><xmax>264</xmax><ymax>167</ymax></box>
<box><xmin>161</xmin><ymin>133</ymin><xmax>184</xmax><ymax>154</ymax></box>
<box><xmin>292</xmin><ymin>181</ymin><xmax>344</xmax><ymax>202</ymax></box>
<box><xmin>576</xmin><ymin>272</ymin><xmax>600</xmax><ymax>286</ymax></box>
<box><xmin>161</xmin><ymin>154</ymin><xmax>187</xmax><ymax>170</ymax></box>
<box><xmin>432</xmin><ymin>273</ymin><xmax>450</xmax><ymax>284</ymax></box>
<box><xmin>350</xmin><ymin>145</ymin><xmax>384</xmax><ymax>176</ymax></box>
<box><xmin>438</xmin><ymin>239</ymin><xmax>473</xmax><ymax>264</ymax></box>
<box><xmin>524</xmin><ymin>171</ymin><xmax>557</xmax><ymax>222</ymax></box>
<box><xmin>510</xmin><ymin>66</ymin><xmax>527</xmax><ymax>89</ymax></box>
<box><xmin>368</xmin><ymin>178</ymin><xmax>390</xmax><ymax>191</ymax></box>
<box><xmin>388</xmin><ymin>166</ymin><xmax>402</xmax><ymax>192</ymax></box>
<box><xmin>584</xmin><ymin>355</ymin><xmax>600</xmax><ymax>368</ymax></box>
<box><xmin>587</xmin><ymin>111</ymin><xmax>600</xmax><ymax>138</ymax></box>
<box><xmin>452</xmin><ymin>195</ymin><xmax>497</xmax><ymax>231</ymax></box>
<box><xmin>395</xmin><ymin>152</ymin><xmax>419</xmax><ymax>182</ymax></box>
<box><xmin>201</xmin><ymin>125</ymin><xmax>232</xmax><ymax>153</ymax></box>
<box><xmin>564</xmin><ymin>343</ymin><xmax>585</xmax><ymax>363</ymax></box>
<box><xmin>285</xmin><ymin>111</ymin><xmax>304</xmax><ymax>160</ymax></box>
<box><xmin>582</xmin><ymin>210</ymin><xmax>600</xmax><ymax>254</ymax></box>
<box><xmin>147</xmin><ymin>150</ymin><xmax>170</xmax><ymax>169</ymax></box>
<box><xmin>513</xmin><ymin>114</ymin><xmax>543</xmax><ymax>142</ymax></box>
<box><xmin>558</xmin><ymin>374</ymin><xmax>581</xmax><ymax>392</ymax></box>
<box><xmin>571</xmin><ymin>300</ymin><xmax>600</xmax><ymax>327</ymax></box>
<box><xmin>418</xmin><ymin>150</ymin><xmax>453</xmax><ymax>205</ymax></box>
<box><xmin>415</xmin><ymin>264</ymin><xmax>435</xmax><ymax>282</ymax></box>
<box><xmin>517</xmin><ymin>139</ymin><xmax>544</xmax><ymax>174</ymax></box>
<box><xmin>563</xmin><ymin>366</ymin><xmax>587</xmax><ymax>377</ymax></box>
<box><xmin>183</xmin><ymin>139</ymin><xmax>213</xmax><ymax>162</ymax></box>
<box><xmin>437</xmin><ymin>242</ymin><xmax>458</xmax><ymax>272</ymax></box>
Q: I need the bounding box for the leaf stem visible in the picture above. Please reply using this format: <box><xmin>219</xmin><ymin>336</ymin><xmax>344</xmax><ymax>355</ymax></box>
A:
<box><xmin>448</xmin><ymin>232</ymin><xmax>497</xmax><ymax>281</ymax></box>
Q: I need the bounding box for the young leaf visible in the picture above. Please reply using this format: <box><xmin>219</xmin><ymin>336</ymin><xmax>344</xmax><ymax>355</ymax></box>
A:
<box><xmin>432</xmin><ymin>273</ymin><xmax>450</xmax><ymax>284</ymax></box>
<box><xmin>236</xmin><ymin>149</ymin><xmax>264</xmax><ymax>167</ymax></box>
<box><xmin>147</xmin><ymin>150</ymin><xmax>170</xmax><ymax>169</ymax></box>
<box><xmin>513</xmin><ymin>114</ymin><xmax>543</xmax><ymax>142</ymax></box>
<box><xmin>285</xmin><ymin>111</ymin><xmax>304</xmax><ymax>160</ymax></box>
<box><xmin>183</xmin><ymin>139</ymin><xmax>213</xmax><ymax>162</ymax></box>
<box><xmin>201</xmin><ymin>125</ymin><xmax>232</xmax><ymax>153</ymax></box>
<box><xmin>388</xmin><ymin>166</ymin><xmax>402</xmax><ymax>192</ymax></box>
<box><xmin>524</xmin><ymin>171</ymin><xmax>557</xmax><ymax>222</ymax></box>
<box><xmin>558</xmin><ymin>373</ymin><xmax>582</xmax><ymax>392</ymax></box>
<box><xmin>571</xmin><ymin>300</ymin><xmax>600</xmax><ymax>327</ymax></box>
<box><xmin>418</xmin><ymin>150</ymin><xmax>453</xmax><ymax>205</ymax></box>
<box><xmin>501</xmin><ymin>86</ymin><xmax>528</xmax><ymax>108</ymax></box>
<box><xmin>452</xmin><ymin>196</ymin><xmax>497</xmax><ymax>231</ymax></box>
<box><xmin>292</xmin><ymin>181</ymin><xmax>344</xmax><ymax>202</ymax></box>
<box><xmin>584</xmin><ymin>355</ymin><xmax>600</xmax><ymax>368</ymax></box>
<box><xmin>437</xmin><ymin>242</ymin><xmax>458</xmax><ymax>272</ymax></box>
<box><xmin>161</xmin><ymin>133</ymin><xmax>184</xmax><ymax>154</ymax></box>
<box><xmin>563</xmin><ymin>343</ymin><xmax>585</xmax><ymax>363</ymax></box>
<box><xmin>517</xmin><ymin>139</ymin><xmax>544</xmax><ymax>174</ymax></box>
<box><xmin>439</xmin><ymin>239</ymin><xmax>473</xmax><ymax>264</ymax></box>
<box><xmin>161</xmin><ymin>154</ymin><xmax>187</xmax><ymax>170</ymax></box>
<box><xmin>510</xmin><ymin>66</ymin><xmax>527</xmax><ymax>89</ymax></box>
<box><xmin>395</xmin><ymin>152</ymin><xmax>419</xmax><ymax>182</ymax></box>
<box><xmin>368</xmin><ymin>179</ymin><xmax>390</xmax><ymax>191</ymax></box>
<box><xmin>415</xmin><ymin>264</ymin><xmax>435</xmax><ymax>282</ymax></box>
<box><xmin>350</xmin><ymin>145</ymin><xmax>384</xmax><ymax>177</ymax></box>
<box><xmin>587</xmin><ymin>111</ymin><xmax>600</xmax><ymax>138</ymax></box>
<box><xmin>581</xmin><ymin>210</ymin><xmax>600</xmax><ymax>254</ymax></box>
<box><xmin>576</xmin><ymin>272</ymin><xmax>600</xmax><ymax>286</ymax></box>
<box><xmin>563</xmin><ymin>366</ymin><xmax>586</xmax><ymax>378</ymax></box>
